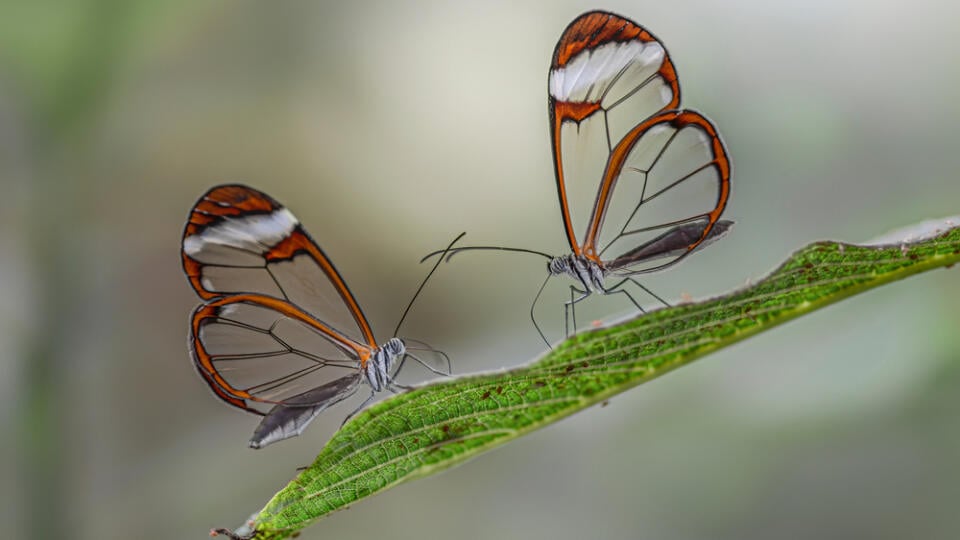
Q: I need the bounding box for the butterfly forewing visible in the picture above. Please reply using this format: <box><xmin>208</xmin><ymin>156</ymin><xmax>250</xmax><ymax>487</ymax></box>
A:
<box><xmin>549</xmin><ymin>11</ymin><xmax>680</xmax><ymax>255</ymax></box>
<box><xmin>182</xmin><ymin>185</ymin><xmax>376</xmax><ymax>346</ymax></box>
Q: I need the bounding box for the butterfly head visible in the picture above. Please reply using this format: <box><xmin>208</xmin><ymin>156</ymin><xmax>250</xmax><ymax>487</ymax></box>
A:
<box><xmin>548</xmin><ymin>255</ymin><xmax>571</xmax><ymax>276</ymax></box>
<box><xmin>383</xmin><ymin>337</ymin><xmax>406</xmax><ymax>358</ymax></box>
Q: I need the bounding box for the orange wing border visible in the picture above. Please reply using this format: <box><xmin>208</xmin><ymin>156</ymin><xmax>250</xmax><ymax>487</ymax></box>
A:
<box><xmin>581</xmin><ymin>110</ymin><xmax>732</xmax><ymax>262</ymax></box>
<box><xmin>189</xmin><ymin>293</ymin><xmax>372</xmax><ymax>414</ymax></box>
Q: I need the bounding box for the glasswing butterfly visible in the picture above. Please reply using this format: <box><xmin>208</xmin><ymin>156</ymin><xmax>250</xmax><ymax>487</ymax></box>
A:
<box><xmin>183</xmin><ymin>185</ymin><xmax>453</xmax><ymax>448</ymax></box>
<box><xmin>425</xmin><ymin>11</ymin><xmax>733</xmax><ymax>344</ymax></box>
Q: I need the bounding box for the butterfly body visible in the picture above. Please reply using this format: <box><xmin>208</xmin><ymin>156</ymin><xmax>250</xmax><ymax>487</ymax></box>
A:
<box><xmin>364</xmin><ymin>337</ymin><xmax>405</xmax><ymax>392</ymax></box>
<box><xmin>548</xmin><ymin>254</ymin><xmax>607</xmax><ymax>295</ymax></box>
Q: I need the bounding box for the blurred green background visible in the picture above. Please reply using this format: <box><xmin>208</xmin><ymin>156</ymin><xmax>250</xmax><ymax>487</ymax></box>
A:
<box><xmin>2</xmin><ymin>1</ymin><xmax>959</xmax><ymax>538</ymax></box>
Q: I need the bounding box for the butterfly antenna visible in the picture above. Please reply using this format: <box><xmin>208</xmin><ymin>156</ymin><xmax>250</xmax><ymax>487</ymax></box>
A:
<box><xmin>393</xmin><ymin>232</ymin><xmax>467</xmax><ymax>338</ymax></box>
<box><xmin>420</xmin><ymin>245</ymin><xmax>553</xmax><ymax>264</ymax></box>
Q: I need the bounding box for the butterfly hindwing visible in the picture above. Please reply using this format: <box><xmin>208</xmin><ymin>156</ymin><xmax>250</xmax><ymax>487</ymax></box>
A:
<box><xmin>190</xmin><ymin>295</ymin><xmax>369</xmax><ymax>414</ymax></box>
<box><xmin>587</xmin><ymin>110</ymin><xmax>732</xmax><ymax>272</ymax></box>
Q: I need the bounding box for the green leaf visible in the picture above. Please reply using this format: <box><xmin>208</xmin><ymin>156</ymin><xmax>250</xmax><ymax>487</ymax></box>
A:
<box><xmin>220</xmin><ymin>220</ymin><xmax>960</xmax><ymax>540</ymax></box>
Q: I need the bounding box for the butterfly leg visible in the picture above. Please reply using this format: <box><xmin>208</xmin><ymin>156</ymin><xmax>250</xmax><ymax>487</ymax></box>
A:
<box><xmin>623</xmin><ymin>276</ymin><xmax>671</xmax><ymax>308</ymax></box>
<box><xmin>603</xmin><ymin>278</ymin><xmax>646</xmax><ymax>314</ymax></box>
<box><xmin>400</xmin><ymin>339</ymin><xmax>453</xmax><ymax>376</ymax></box>
<box><xmin>341</xmin><ymin>389</ymin><xmax>377</xmax><ymax>427</ymax></box>
<box><xmin>529</xmin><ymin>273</ymin><xmax>554</xmax><ymax>347</ymax></box>
<box><xmin>386</xmin><ymin>353</ymin><xmax>445</xmax><ymax>393</ymax></box>
<box><xmin>389</xmin><ymin>352</ymin><xmax>410</xmax><ymax>383</ymax></box>
<box><xmin>564</xmin><ymin>285</ymin><xmax>590</xmax><ymax>337</ymax></box>
<box><xmin>406</xmin><ymin>351</ymin><xmax>452</xmax><ymax>378</ymax></box>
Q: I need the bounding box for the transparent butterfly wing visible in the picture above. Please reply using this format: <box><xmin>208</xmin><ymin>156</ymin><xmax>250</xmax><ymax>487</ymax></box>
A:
<box><xmin>586</xmin><ymin>110</ymin><xmax>732</xmax><ymax>273</ymax></box>
<box><xmin>182</xmin><ymin>184</ymin><xmax>376</xmax><ymax>346</ymax></box>
<box><xmin>189</xmin><ymin>295</ymin><xmax>367</xmax><ymax>415</ymax></box>
<box><xmin>249</xmin><ymin>374</ymin><xmax>362</xmax><ymax>448</ymax></box>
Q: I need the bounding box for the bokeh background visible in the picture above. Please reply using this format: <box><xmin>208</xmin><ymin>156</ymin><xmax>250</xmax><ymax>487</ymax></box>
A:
<box><xmin>2</xmin><ymin>1</ymin><xmax>959</xmax><ymax>538</ymax></box>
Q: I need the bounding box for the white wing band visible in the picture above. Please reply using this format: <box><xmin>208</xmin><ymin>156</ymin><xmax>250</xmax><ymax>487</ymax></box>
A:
<box><xmin>184</xmin><ymin>208</ymin><xmax>299</xmax><ymax>257</ymax></box>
